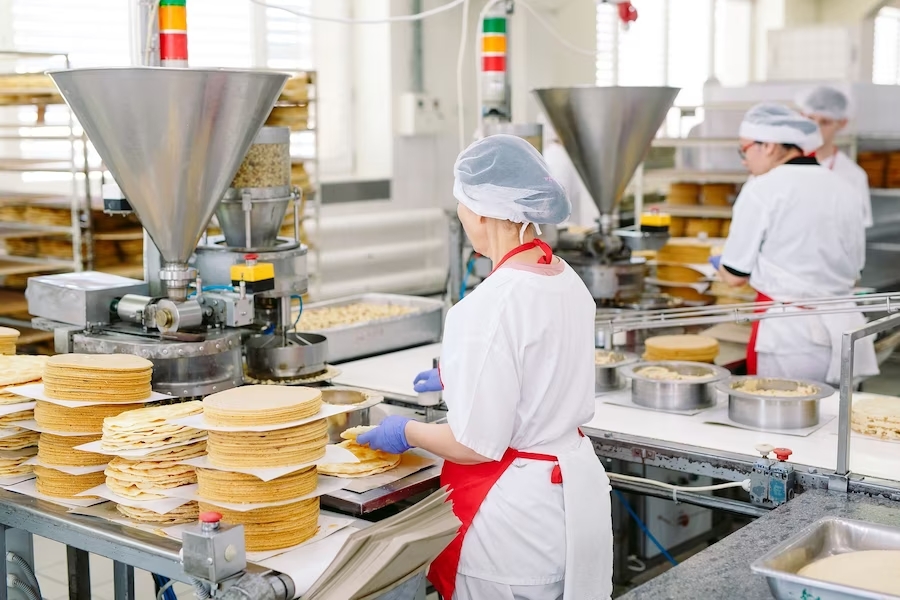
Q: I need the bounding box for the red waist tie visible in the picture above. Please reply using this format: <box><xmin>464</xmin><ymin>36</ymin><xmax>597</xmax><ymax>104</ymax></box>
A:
<box><xmin>427</xmin><ymin>430</ymin><xmax>583</xmax><ymax>599</ymax></box>
<box><xmin>746</xmin><ymin>291</ymin><xmax>773</xmax><ymax>375</ymax></box>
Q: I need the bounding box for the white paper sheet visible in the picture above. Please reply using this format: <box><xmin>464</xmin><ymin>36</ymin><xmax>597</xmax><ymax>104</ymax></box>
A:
<box><xmin>16</xmin><ymin>419</ymin><xmax>97</xmax><ymax>437</ymax></box>
<box><xmin>702</xmin><ymin>406</ymin><xmax>836</xmax><ymax>437</ymax></box>
<box><xmin>6</xmin><ymin>383</ymin><xmax>169</xmax><ymax>408</ymax></box>
<box><xmin>0</xmin><ymin>401</ymin><xmax>35</xmax><ymax>416</ymax></box>
<box><xmin>23</xmin><ymin>457</ymin><xmax>106</xmax><ymax>475</ymax></box>
<box><xmin>601</xmin><ymin>392</ymin><xmax>717</xmax><ymax>417</ymax></box>
<box><xmin>165</xmin><ymin>475</ymin><xmax>347</xmax><ymax>511</ymax></box>
<box><xmin>5</xmin><ymin>478</ymin><xmax>105</xmax><ymax>508</ymax></box>
<box><xmin>256</xmin><ymin>527</ymin><xmax>359</xmax><ymax>596</ymax></box>
<box><xmin>171</xmin><ymin>396</ymin><xmax>381</xmax><ymax>433</ymax></box>
<box><xmin>76</xmin><ymin>483</ymin><xmax>193</xmax><ymax>514</ymax></box>
<box><xmin>74</xmin><ymin>436</ymin><xmax>207</xmax><ymax>458</ymax></box>
<box><xmin>180</xmin><ymin>444</ymin><xmax>359</xmax><ymax>482</ymax></box>
<box><xmin>0</xmin><ymin>428</ymin><xmax>30</xmax><ymax>440</ymax></box>
<box><xmin>0</xmin><ymin>474</ymin><xmax>34</xmax><ymax>487</ymax></box>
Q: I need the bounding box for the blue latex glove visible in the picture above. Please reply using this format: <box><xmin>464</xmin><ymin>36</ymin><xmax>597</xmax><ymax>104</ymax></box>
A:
<box><xmin>356</xmin><ymin>416</ymin><xmax>413</xmax><ymax>454</ymax></box>
<box><xmin>709</xmin><ymin>255</ymin><xmax>722</xmax><ymax>271</ymax></box>
<box><xmin>413</xmin><ymin>368</ymin><xmax>443</xmax><ymax>393</ymax></box>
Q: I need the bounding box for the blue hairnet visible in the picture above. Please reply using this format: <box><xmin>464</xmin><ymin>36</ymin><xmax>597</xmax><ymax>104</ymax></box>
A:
<box><xmin>797</xmin><ymin>86</ymin><xmax>849</xmax><ymax>120</ymax></box>
<box><xmin>738</xmin><ymin>103</ymin><xmax>823</xmax><ymax>153</ymax></box>
<box><xmin>453</xmin><ymin>134</ymin><xmax>571</xmax><ymax>225</ymax></box>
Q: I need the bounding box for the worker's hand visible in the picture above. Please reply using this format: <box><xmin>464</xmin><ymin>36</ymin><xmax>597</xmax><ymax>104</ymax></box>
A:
<box><xmin>709</xmin><ymin>255</ymin><xmax>722</xmax><ymax>271</ymax></box>
<box><xmin>413</xmin><ymin>368</ymin><xmax>443</xmax><ymax>393</ymax></box>
<box><xmin>357</xmin><ymin>416</ymin><xmax>413</xmax><ymax>454</ymax></box>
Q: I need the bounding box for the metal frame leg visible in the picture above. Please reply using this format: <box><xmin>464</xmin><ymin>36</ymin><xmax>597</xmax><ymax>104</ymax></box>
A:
<box><xmin>0</xmin><ymin>525</ymin><xmax>8</xmax><ymax>600</ymax></box>
<box><xmin>113</xmin><ymin>561</ymin><xmax>136</xmax><ymax>600</ymax></box>
<box><xmin>67</xmin><ymin>546</ymin><xmax>91</xmax><ymax>600</ymax></box>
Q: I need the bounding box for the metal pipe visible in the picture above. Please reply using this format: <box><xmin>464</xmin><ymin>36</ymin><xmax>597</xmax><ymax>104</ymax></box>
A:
<box><xmin>411</xmin><ymin>0</ymin><xmax>424</xmax><ymax>93</ymax></box>
<box><xmin>610</xmin><ymin>478</ymin><xmax>767</xmax><ymax>518</ymax></box>
<box><xmin>293</xmin><ymin>189</ymin><xmax>302</xmax><ymax>244</ymax></box>
<box><xmin>836</xmin><ymin>312</ymin><xmax>900</xmax><ymax>479</ymax></box>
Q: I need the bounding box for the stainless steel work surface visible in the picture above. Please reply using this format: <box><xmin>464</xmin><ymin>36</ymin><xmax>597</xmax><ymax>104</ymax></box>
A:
<box><xmin>618</xmin><ymin>490</ymin><xmax>900</xmax><ymax>600</ymax></box>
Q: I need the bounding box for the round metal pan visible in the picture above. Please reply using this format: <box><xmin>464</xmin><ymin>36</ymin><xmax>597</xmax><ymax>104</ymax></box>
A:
<box><xmin>620</xmin><ymin>360</ymin><xmax>730</xmax><ymax>411</ymax></box>
<box><xmin>595</xmin><ymin>350</ymin><xmax>640</xmax><ymax>394</ymax></box>
<box><xmin>245</xmin><ymin>332</ymin><xmax>328</xmax><ymax>380</ymax></box>
<box><xmin>321</xmin><ymin>387</ymin><xmax>379</xmax><ymax>443</ymax></box>
<box><xmin>719</xmin><ymin>376</ymin><xmax>834</xmax><ymax>430</ymax></box>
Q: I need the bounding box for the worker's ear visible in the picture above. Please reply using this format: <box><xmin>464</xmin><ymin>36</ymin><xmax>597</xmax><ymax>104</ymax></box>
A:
<box><xmin>761</xmin><ymin>142</ymin><xmax>780</xmax><ymax>157</ymax></box>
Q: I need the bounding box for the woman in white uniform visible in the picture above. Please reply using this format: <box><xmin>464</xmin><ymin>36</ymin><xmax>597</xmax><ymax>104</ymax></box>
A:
<box><xmin>358</xmin><ymin>135</ymin><xmax>613</xmax><ymax>600</ymax></box>
<box><xmin>798</xmin><ymin>85</ymin><xmax>873</xmax><ymax>228</ymax></box>
<box><xmin>715</xmin><ymin>103</ymin><xmax>878</xmax><ymax>384</ymax></box>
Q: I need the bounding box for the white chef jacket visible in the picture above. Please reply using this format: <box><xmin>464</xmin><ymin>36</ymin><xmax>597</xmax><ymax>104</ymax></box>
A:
<box><xmin>721</xmin><ymin>159</ymin><xmax>878</xmax><ymax>382</ymax></box>
<box><xmin>440</xmin><ymin>259</ymin><xmax>612</xmax><ymax>599</ymax></box>
<box><xmin>820</xmin><ymin>150</ymin><xmax>873</xmax><ymax>228</ymax></box>
<box><xmin>543</xmin><ymin>141</ymin><xmax>599</xmax><ymax>228</ymax></box>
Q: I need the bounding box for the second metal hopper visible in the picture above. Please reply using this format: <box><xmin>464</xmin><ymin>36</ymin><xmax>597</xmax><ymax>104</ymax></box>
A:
<box><xmin>533</xmin><ymin>86</ymin><xmax>679</xmax><ymax>220</ymax></box>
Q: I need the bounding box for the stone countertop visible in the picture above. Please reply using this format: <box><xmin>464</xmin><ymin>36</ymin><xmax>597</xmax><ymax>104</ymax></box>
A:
<box><xmin>617</xmin><ymin>489</ymin><xmax>900</xmax><ymax>600</ymax></box>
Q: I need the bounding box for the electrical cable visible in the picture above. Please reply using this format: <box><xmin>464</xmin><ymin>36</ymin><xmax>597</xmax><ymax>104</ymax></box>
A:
<box><xmin>607</xmin><ymin>472</ymin><xmax>750</xmax><ymax>503</ymax></box>
<box><xmin>456</xmin><ymin>0</ymin><xmax>471</xmax><ymax>149</ymax></box>
<box><xmin>516</xmin><ymin>0</ymin><xmax>609</xmax><ymax>57</ymax></box>
<box><xmin>143</xmin><ymin>0</ymin><xmax>159</xmax><ymax>65</ymax></box>
<box><xmin>6</xmin><ymin>553</ymin><xmax>41</xmax><ymax>600</ymax></box>
<box><xmin>613</xmin><ymin>489</ymin><xmax>679</xmax><ymax>567</ymax></box>
<box><xmin>156</xmin><ymin>579</ymin><xmax>176</xmax><ymax>600</ymax></box>
<box><xmin>291</xmin><ymin>295</ymin><xmax>304</xmax><ymax>330</ymax></box>
<box><xmin>6</xmin><ymin>574</ymin><xmax>40</xmax><ymax>600</ymax></box>
<box><xmin>248</xmin><ymin>0</ymin><xmax>466</xmax><ymax>24</ymax></box>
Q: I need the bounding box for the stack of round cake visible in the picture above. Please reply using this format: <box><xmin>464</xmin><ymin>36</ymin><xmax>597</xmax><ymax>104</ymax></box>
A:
<box><xmin>43</xmin><ymin>354</ymin><xmax>153</xmax><ymax>402</ymax></box>
<box><xmin>0</xmin><ymin>355</ymin><xmax>48</xmax><ymax>478</ymax></box>
<box><xmin>197</xmin><ymin>385</ymin><xmax>329</xmax><ymax>550</ymax></box>
<box><xmin>99</xmin><ymin>402</ymin><xmax>206</xmax><ymax>525</ymax></box>
<box><xmin>643</xmin><ymin>335</ymin><xmax>720</xmax><ymax>364</ymax></box>
<box><xmin>851</xmin><ymin>395</ymin><xmax>900</xmax><ymax>441</ymax></box>
<box><xmin>0</xmin><ymin>327</ymin><xmax>18</xmax><ymax>356</ymax></box>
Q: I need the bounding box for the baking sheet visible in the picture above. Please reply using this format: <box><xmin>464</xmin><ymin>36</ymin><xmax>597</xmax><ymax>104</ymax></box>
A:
<box><xmin>180</xmin><ymin>444</ymin><xmax>359</xmax><ymax>482</ymax></box>
<box><xmin>159</xmin><ymin>513</ymin><xmax>355</xmax><ymax>562</ymax></box>
<box><xmin>23</xmin><ymin>457</ymin><xmax>106</xmax><ymax>475</ymax></box>
<box><xmin>75</xmin><ymin>436</ymin><xmax>207</xmax><ymax>458</ymax></box>
<box><xmin>7</xmin><ymin>383</ymin><xmax>169</xmax><ymax>407</ymax></box>
<box><xmin>172</xmin><ymin>396</ymin><xmax>381</xmax><ymax>433</ymax></box>
<box><xmin>335</xmin><ymin>451</ymin><xmax>438</xmax><ymax>494</ymax></box>
<box><xmin>16</xmin><ymin>419</ymin><xmax>97</xmax><ymax>436</ymax></box>
<box><xmin>165</xmin><ymin>475</ymin><xmax>347</xmax><ymax>511</ymax></box>
<box><xmin>600</xmin><ymin>391</ymin><xmax>718</xmax><ymax>417</ymax></box>
<box><xmin>5</xmin><ymin>478</ymin><xmax>105</xmax><ymax>508</ymax></box>
<box><xmin>702</xmin><ymin>406</ymin><xmax>837</xmax><ymax>437</ymax></box>
<box><xmin>76</xmin><ymin>483</ymin><xmax>193</xmax><ymax>513</ymax></box>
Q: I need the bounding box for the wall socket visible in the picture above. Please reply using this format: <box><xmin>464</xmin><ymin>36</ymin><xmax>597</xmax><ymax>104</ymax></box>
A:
<box><xmin>398</xmin><ymin>92</ymin><xmax>444</xmax><ymax>136</ymax></box>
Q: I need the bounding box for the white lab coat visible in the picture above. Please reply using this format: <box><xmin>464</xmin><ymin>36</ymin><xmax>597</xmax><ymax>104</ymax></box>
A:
<box><xmin>440</xmin><ymin>261</ymin><xmax>613</xmax><ymax>600</ymax></box>
<box><xmin>543</xmin><ymin>141</ymin><xmax>599</xmax><ymax>228</ymax></box>
<box><xmin>821</xmin><ymin>150</ymin><xmax>873</xmax><ymax>228</ymax></box>
<box><xmin>721</xmin><ymin>161</ymin><xmax>879</xmax><ymax>384</ymax></box>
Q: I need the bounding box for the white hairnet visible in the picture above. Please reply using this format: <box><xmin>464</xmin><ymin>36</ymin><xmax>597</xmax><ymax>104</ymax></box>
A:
<box><xmin>453</xmin><ymin>134</ymin><xmax>571</xmax><ymax>226</ymax></box>
<box><xmin>738</xmin><ymin>102</ymin><xmax>823</xmax><ymax>154</ymax></box>
<box><xmin>797</xmin><ymin>86</ymin><xmax>849</xmax><ymax>120</ymax></box>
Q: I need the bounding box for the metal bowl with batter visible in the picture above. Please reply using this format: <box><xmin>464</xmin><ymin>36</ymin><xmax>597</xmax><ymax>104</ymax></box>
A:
<box><xmin>620</xmin><ymin>360</ymin><xmax>730</xmax><ymax>411</ymax></box>
<box><xmin>719</xmin><ymin>376</ymin><xmax>834</xmax><ymax>430</ymax></box>
<box><xmin>595</xmin><ymin>349</ymin><xmax>640</xmax><ymax>393</ymax></box>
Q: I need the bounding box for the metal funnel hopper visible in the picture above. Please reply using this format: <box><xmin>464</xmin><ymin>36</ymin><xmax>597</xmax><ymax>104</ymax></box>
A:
<box><xmin>49</xmin><ymin>67</ymin><xmax>289</xmax><ymax>266</ymax></box>
<box><xmin>534</xmin><ymin>86</ymin><xmax>679</xmax><ymax>218</ymax></box>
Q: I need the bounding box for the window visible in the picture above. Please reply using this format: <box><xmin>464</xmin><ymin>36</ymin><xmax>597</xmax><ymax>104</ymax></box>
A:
<box><xmin>596</xmin><ymin>0</ymin><xmax>752</xmax><ymax>135</ymax></box>
<box><xmin>873</xmin><ymin>6</ymin><xmax>900</xmax><ymax>85</ymax></box>
<box><xmin>1</xmin><ymin>0</ymin><xmax>320</xmax><ymax>194</ymax></box>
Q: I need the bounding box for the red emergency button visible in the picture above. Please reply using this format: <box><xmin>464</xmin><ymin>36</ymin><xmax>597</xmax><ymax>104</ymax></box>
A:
<box><xmin>773</xmin><ymin>448</ymin><xmax>792</xmax><ymax>461</ymax></box>
<box><xmin>199</xmin><ymin>511</ymin><xmax>222</xmax><ymax>524</ymax></box>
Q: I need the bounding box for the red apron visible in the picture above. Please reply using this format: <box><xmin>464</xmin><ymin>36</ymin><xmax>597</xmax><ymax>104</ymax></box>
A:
<box><xmin>428</xmin><ymin>238</ymin><xmax>557</xmax><ymax>599</ymax></box>
<box><xmin>746</xmin><ymin>291</ymin><xmax>773</xmax><ymax>375</ymax></box>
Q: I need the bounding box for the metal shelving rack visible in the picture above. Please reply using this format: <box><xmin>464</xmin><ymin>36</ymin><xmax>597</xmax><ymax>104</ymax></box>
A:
<box><xmin>0</xmin><ymin>50</ymin><xmax>94</xmax><ymax>278</ymax></box>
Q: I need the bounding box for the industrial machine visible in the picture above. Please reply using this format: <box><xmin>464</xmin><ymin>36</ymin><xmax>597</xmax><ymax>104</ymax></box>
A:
<box><xmin>534</xmin><ymin>86</ymin><xmax>680</xmax><ymax>303</ymax></box>
<box><xmin>25</xmin><ymin>67</ymin><xmax>321</xmax><ymax>397</ymax></box>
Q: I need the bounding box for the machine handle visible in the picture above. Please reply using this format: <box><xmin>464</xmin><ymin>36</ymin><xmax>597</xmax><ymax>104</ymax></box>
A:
<box><xmin>773</xmin><ymin>448</ymin><xmax>792</xmax><ymax>461</ymax></box>
<box><xmin>199</xmin><ymin>511</ymin><xmax>222</xmax><ymax>524</ymax></box>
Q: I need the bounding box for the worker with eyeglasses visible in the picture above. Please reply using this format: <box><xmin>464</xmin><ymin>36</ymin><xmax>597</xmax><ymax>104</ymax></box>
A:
<box><xmin>712</xmin><ymin>103</ymin><xmax>878</xmax><ymax>384</ymax></box>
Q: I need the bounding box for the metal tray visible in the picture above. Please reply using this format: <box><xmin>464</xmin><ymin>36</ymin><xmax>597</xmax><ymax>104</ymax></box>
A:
<box><xmin>298</xmin><ymin>293</ymin><xmax>444</xmax><ymax>363</ymax></box>
<box><xmin>620</xmin><ymin>360</ymin><xmax>729</xmax><ymax>411</ymax></box>
<box><xmin>752</xmin><ymin>517</ymin><xmax>900</xmax><ymax>599</ymax></box>
<box><xmin>719</xmin><ymin>376</ymin><xmax>834</xmax><ymax>430</ymax></box>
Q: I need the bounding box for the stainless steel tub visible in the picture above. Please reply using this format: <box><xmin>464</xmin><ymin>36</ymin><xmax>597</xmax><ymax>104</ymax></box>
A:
<box><xmin>321</xmin><ymin>387</ymin><xmax>379</xmax><ymax>443</ymax></box>
<box><xmin>620</xmin><ymin>361</ymin><xmax>729</xmax><ymax>411</ymax></box>
<box><xmin>244</xmin><ymin>332</ymin><xmax>328</xmax><ymax>380</ymax></box>
<box><xmin>720</xmin><ymin>376</ymin><xmax>834</xmax><ymax>430</ymax></box>
<box><xmin>595</xmin><ymin>350</ymin><xmax>639</xmax><ymax>394</ymax></box>
<box><xmin>752</xmin><ymin>517</ymin><xmax>900</xmax><ymax>599</ymax></box>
